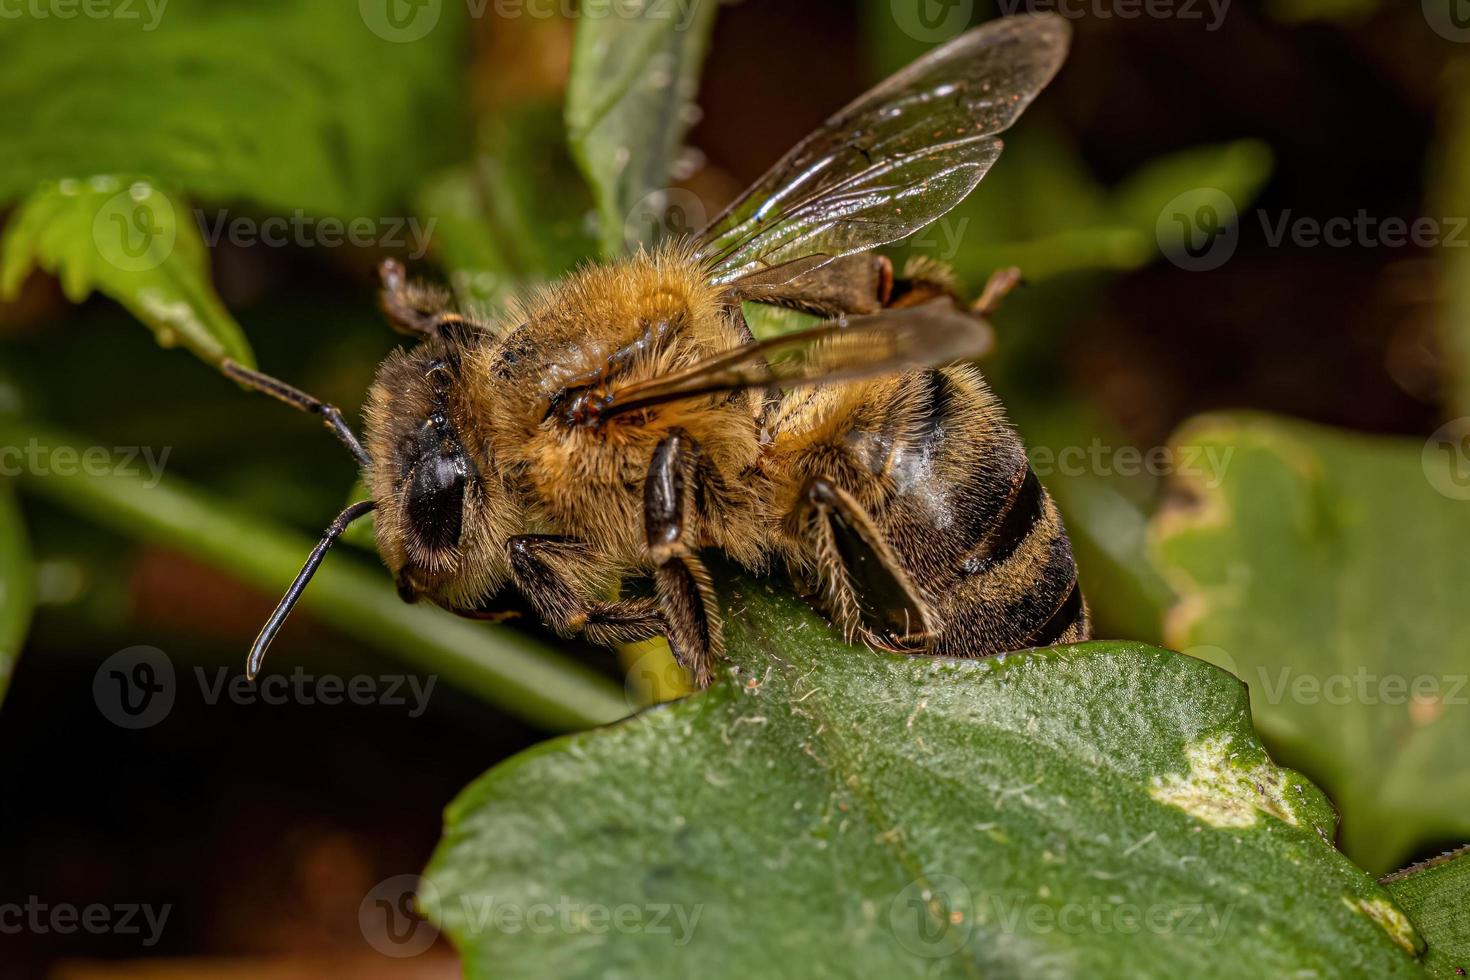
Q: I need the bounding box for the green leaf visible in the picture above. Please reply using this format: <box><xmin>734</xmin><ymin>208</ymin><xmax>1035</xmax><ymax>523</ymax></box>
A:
<box><xmin>1</xmin><ymin>178</ymin><xmax>254</xmax><ymax>367</ymax></box>
<box><xmin>0</xmin><ymin>478</ymin><xmax>33</xmax><ymax>707</ymax></box>
<box><xmin>425</xmin><ymin>576</ymin><xmax>1424</xmax><ymax>977</ymax></box>
<box><xmin>0</xmin><ymin>4</ymin><xmax>468</xmax><ymax>370</ymax></box>
<box><xmin>1149</xmin><ymin>412</ymin><xmax>1470</xmax><ymax>873</ymax></box>
<box><xmin>0</xmin><ymin>5</ymin><xmax>467</xmax><ymax>216</ymax></box>
<box><xmin>566</xmin><ymin>0</ymin><xmax>718</xmax><ymax>257</ymax></box>
<box><xmin>1384</xmin><ymin>846</ymin><xmax>1470</xmax><ymax>978</ymax></box>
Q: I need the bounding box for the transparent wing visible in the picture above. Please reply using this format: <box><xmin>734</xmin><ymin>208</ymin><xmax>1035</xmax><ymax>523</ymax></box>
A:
<box><xmin>599</xmin><ymin>302</ymin><xmax>993</xmax><ymax>419</ymax></box>
<box><xmin>695</xmin><ymin>13</ymin><xmax>1070</xmax><ymax>287</ymax></box>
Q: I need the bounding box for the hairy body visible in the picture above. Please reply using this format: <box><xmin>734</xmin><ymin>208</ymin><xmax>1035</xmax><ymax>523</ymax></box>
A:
<box><xmin>362</xmin><ymin>246</ymin><xmax>1086</xmax><ymax>681</ymax></box>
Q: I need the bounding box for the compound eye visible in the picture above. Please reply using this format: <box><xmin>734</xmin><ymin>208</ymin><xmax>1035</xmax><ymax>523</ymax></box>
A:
<box><xmin>405</xmin><ymin>452</ymin><xmax>467</xmax><ymax>552</ymax></box>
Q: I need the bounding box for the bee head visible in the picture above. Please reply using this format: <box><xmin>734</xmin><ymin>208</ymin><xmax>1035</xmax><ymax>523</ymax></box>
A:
<box><xmin>362</xmin><ymin>341</ymin><xmax>513</xmax><ymax>609</ymax></box>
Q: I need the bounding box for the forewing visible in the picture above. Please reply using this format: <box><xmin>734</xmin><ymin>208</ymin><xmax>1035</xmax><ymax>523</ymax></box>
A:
<box><xmin>696</xmin><ymin>14</ymin><xmax>1070</xmax><ymax>286</ymax></box>
<box><xmin>600</xmin><ymin>302</ymin><xmax>993</xmax><ymax>419</ymax></box>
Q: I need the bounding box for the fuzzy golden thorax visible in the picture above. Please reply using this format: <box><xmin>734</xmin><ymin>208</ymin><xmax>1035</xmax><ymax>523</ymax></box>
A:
<box><xmin>363</xmin><ymin>245</ymin><xmax>772</xmax><ymax>613</ymax></box>
<box><xmin>468</xmin><ymin>245</ymin><xmax>770</xmax><ymax>576</ymax></box>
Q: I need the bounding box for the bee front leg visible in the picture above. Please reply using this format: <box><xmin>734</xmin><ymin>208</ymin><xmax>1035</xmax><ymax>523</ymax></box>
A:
<box><xmin>644</xmin><ymin>429</ymin><xmax>724</xmax><ymax>688</ymax></box>
<box><xmin>506</xmin><ymin>536</ymin><xmax>663</xmax><ymax>646</ymax></box>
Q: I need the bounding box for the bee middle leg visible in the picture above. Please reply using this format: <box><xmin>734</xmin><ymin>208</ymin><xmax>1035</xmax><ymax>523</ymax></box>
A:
<box><xmin>506</xmin><ymin>536</ymin><xmax>663</xmax><ymax>646</ymax></box>
<box><xmin>791</xmin><ymin>477</ymin><xmax>933</xmax><ymax>652</ymax></box>
<box><xmin>643</xmin><ymin>429</ymin><xmax>723</xmax><ymax>687</ymax></box>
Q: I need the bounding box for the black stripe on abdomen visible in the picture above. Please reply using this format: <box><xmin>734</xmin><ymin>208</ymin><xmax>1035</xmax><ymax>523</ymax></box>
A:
<box><xmin>996</xmin><ymin>523</ymin><xmax>1078</xmax><ymax>645</ymax></box>
<box><xmin>960</xmin><ymin>465</ymin><xmax>1045</xmax><ymax>578</ymax></box>
<box><xmin>1024</xmin><ymin>579</ymin><xmax>1084</xmax><ymax>648</ymax></box>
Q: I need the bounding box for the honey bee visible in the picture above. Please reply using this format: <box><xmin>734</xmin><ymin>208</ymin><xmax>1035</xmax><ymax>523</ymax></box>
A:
<box><xmin>225</xmin><ymin>13</ymin><xmax>1087</xmax><ymax>687</ymax></box>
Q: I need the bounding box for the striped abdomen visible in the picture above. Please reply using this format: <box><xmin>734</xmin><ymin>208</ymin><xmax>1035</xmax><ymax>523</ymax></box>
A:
<box><xmin>780</xmin><ymin>365</ymin><xmax>1088</xmax><ymax>655</ymax></box>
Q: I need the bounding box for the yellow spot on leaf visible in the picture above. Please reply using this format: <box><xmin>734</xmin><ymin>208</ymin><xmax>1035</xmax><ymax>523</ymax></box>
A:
<box><xmin>1150</xmin><ymin>735</ymin><xmax>1299</xmax><ymax>828</ymax></box>
<box><xmin>1343</xmin><ymin>896</ymin><xmax>1422</xmax><ymax>955</ymax></box>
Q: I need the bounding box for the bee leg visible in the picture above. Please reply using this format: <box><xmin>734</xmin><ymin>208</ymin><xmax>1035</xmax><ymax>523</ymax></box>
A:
<box><xmin>971</xmin><ymin>265</ymin><xmax>1023</xmax><ymax>317</ymax></box>
<box><xmin>506</xmin><ymin>535</ymin><xmax>663</xmax><ymax>646</ymax></box>
<box><xmin>727</xmin><ymin>253</ymin><xmax>894</xmax><ymax>317</ymax></box>
<box><xmin>377</xmin><ymin>258</ymin><xmax>469</xmax><ymax>340</ymax></box>
<box><xmin>644</xmin><ymin>429</ymin><xmax>723</xmax><ymax>688</ymax></box>
<box><xmin>451</xmin><ymin>608</ymin><xmax>522</xmax><ymax>623</ymax></box>
<box><xmin>794</xmin><ymin>477</ymin><xmax>933</xmax><ymax>652</ymax></box>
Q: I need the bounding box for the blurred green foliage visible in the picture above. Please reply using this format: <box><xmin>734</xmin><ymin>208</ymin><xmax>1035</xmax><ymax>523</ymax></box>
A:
<box><xmin>418</xmin><ymin>107</ymin><xmax>601</xmax><ymax>314</ymax></box>
<box><xmin>566</xmin><ymin>0</ymin><xmax>718</xmax><ymax>257</ymax></box>
<box><xmin>0</xmin><ymin>3</ymin><xmax>467</xmax><ymax>214</ymax></box>
<box><xmin>1151</xmin><ymin>414</ymin><xmax>1470</xmax><ymax>873</ymax></box>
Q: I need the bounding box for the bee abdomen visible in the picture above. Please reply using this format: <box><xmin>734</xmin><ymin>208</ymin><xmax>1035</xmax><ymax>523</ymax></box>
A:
<box><xmin>781</xmin><ymin>366</ymin><xmax>1088</xmax><ymax>656</ymax></box>
<box><xmin>884</xmin><ymin>369</ymin><xmax>1088</xmax><ymax>654</ymax></box>
<box><xmin>931</xmin><ymin>464</ymin><xmax>1088</xmax><ymax>654</ymax></box>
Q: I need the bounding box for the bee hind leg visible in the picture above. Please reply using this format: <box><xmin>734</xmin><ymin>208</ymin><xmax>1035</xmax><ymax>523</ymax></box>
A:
<box><xmin>644</xmin><ymin>429</ymin><xmax>724</xmax><ymax>688</ymax></box>
<box><xmin>506</xmin><ymin>535</ymin><xmax>663</xmax><ymax>646</ymax></box>
<box><xmin>794</xmin><ymin>477</ymin><xmax>934</xmax><ymax>653</ymax></box>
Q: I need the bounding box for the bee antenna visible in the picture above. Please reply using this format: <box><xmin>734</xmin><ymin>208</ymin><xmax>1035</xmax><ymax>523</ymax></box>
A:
<box><xmin>222</xmin><ymin>359</ymin><xmax>373</xmax><ymax>468</ymax></box>
<box><xmin>246</xmin><ymin>500</ymin><xmax>377</xmax><ymax>680</ymax></box>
